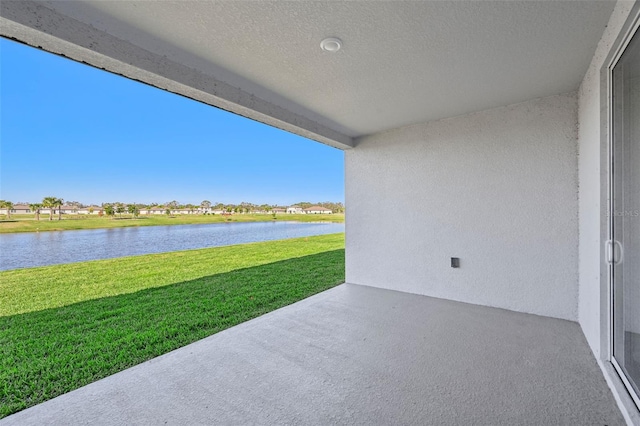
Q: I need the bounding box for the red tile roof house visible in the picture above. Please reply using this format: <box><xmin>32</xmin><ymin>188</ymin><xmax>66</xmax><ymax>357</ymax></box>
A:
<box><xmin>2</xmin><ymin>1</ymin><xmax>639</xmax><ymax>424</ymax></box>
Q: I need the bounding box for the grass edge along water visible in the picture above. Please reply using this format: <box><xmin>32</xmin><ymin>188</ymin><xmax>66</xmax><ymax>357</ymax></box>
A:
<box><xmin>0</xmin><ymin>213</ymin><xmax>344</xmax><ymax>234</ymax></box>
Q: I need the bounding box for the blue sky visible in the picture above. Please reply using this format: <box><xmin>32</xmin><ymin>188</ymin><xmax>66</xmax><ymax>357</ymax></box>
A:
<box><xmin>0</xmin><ymin>38</ymin><xmax>344</xmax><ymax>206</ymax></box>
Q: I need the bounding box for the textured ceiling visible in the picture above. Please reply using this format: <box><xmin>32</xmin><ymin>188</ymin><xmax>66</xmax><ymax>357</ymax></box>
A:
<box><xmin>24</xmin><ymin>1</ymin><xmax>617</xmax><ymax>138</ymax></box>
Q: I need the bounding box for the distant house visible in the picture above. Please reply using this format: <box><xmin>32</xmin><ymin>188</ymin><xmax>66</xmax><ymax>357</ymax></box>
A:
<box><xmin>1</xmin><ymin>204</ymin><xmax>32</xmax><ymax>214</ymax></box>
<box><xmin>78</xmin><ymin>206</ymin><xmax>103</xmax><ymax>214</ymax></box>
<box><xmin>304</xmin><ymin>206</ymin><xmax>332</xmax><ymax>214</ymax></box>
<box><xmin>38</xmin><ymin>205</ymin><xmax>78</xmax><ymax>215</ymax></box>
<box><xmin>174</xmin><ymin>208</ymin><xmax>197</xmax><ymax>215</ymax></box>
<box><xmin>138</xmin><ymin>207</ymin><xmax>165</xmax><ymax>215</ymax></box>
<box><xmin>14</xmin><ymin>204</ymin><xmax>32</xmax><ymax>214</ymax></box>
<box><xmin>286</xmin><ymin>205</ymin><xmax>304</xmax><ymax>214</ymax></box>
<box><xmin>59</xmin><ymin>205</ymin><xmax>79</xmax><ymax>214</ymax></box>
<box><xmin>272</xmin><ymin>208</ymin><xmax>286</xmax><ymax>214</ymax></box>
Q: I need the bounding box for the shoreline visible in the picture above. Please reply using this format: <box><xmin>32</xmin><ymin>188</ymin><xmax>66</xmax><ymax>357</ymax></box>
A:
<box><xmin>0</xmin><ymin>213</ymin><xmax>344</xmax><ymax>234</ymax></box>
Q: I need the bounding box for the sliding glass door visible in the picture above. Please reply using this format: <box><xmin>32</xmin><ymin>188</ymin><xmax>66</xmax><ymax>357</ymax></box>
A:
<box><xmin>611</xmin><ymin>24</ymin><xmax>640</xmax><ymax>408</ymax></box>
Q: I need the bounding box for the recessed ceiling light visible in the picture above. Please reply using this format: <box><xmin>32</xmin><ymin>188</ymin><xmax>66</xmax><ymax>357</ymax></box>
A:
<box><xmin>320</xmin><ymin>37</ymin><xmax>342</xmax><ymax>53</ymax></box>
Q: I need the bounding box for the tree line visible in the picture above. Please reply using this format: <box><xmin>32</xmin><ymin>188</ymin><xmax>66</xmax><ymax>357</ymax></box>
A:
<box><xmin>0</xmin><ymin>198</ymin><xmax>345</xmax><ymax>221</ymax></box>
<box><xmin>0</xmin><ymin>196</ymin><xmax>64</xmax><ymax>221</ymax></box>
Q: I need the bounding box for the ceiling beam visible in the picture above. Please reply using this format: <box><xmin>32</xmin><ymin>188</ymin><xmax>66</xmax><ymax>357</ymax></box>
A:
<box><xmin>0</xmin><ymin>1</ymin><xmax>354</xmax><ymax>150</ymax></box>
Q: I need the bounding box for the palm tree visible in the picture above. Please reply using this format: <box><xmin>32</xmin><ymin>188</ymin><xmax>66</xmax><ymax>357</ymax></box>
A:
<box><xmin>0</xmin><ymin>200</ymin><xmax>13</xmax><ymax>219</ymax></box>
<box><xmin>29</xmin><ymin>203</ymin><xmax>42</xmax><ymax>221</ymax></box>
<box><xmin>42</xmin><ymin>196</ymin><xmax>57</xmax><ymax>221</ymax></box>
<box><xmin>55</xmin><ymin>198</ymin><xmax>64</xmax><ymax>220</ymax></box>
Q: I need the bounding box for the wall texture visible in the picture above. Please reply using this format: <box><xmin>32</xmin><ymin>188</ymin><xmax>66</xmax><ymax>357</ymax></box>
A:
<box><xmin>346</xmin><ymin>93</ymin><xmax>579</xmax><ymax>321</ymax></box>
<box><xmin>577</xmin><ymin>0</ymin><xmax>635</xmax><ymax>359</ymax></box>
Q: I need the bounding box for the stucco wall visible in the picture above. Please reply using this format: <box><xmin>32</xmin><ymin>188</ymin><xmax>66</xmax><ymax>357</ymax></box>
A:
<box><xmin>577</xmin><ymin>1</ymin><xmax>635</xmax><ymax>359</ymax></box>
<box><xmin>346</xmin><ymin>93</ymin><xmax>579</xmax><ymax>321</ymax></box>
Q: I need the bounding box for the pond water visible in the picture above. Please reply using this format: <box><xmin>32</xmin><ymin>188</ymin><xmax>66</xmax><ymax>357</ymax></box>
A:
<box><xmin>0</xmin><ymin>221</ymin><xmax>345</xmax><ymax>271</ymax></box>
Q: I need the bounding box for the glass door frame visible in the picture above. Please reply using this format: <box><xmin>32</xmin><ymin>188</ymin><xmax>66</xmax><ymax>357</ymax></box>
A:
<box><xmin>608</xmin><ymin>11</ymin><xmax>640</xmax><ymax>410</ymax></box>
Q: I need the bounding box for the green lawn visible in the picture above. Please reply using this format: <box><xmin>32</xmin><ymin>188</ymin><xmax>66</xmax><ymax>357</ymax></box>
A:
<box><xmin>0</xmin><ymin>213</ymin><xmax>343</xmax><ymax>234</ymax></box>
<box><xmin>0</xmin><ymin>234</ymin><xmax>345</xmax><ymax>418</ymax></box>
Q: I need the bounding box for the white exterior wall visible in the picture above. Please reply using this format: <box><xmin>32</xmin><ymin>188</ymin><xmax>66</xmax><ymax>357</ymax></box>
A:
<box><xmin>577</xmin><ymin>1</ymin><xmax>635</xmax><ymax>359</ymax></box>
<box><xmin>346</xmin><ymin>93</ymin><xmax>579</xmax><ymax>321</ymax></box>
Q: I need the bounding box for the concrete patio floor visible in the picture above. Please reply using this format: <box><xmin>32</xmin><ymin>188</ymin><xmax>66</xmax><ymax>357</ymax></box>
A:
<box><xmin>2</xmin><ymin>283</ymin><xmax>625</xmax><ymax>425</ymax></box>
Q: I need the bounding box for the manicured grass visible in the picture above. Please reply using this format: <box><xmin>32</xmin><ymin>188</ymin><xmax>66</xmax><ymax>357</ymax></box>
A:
<box><xmin>0</xmin><ymin>234</ymin><xmax>345</xmax><ymax>418</ymax></box>
<box><xmin>0</xmin><ymin>213</ymin><xmax>343</xmax><ymax>234</ymax></box>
